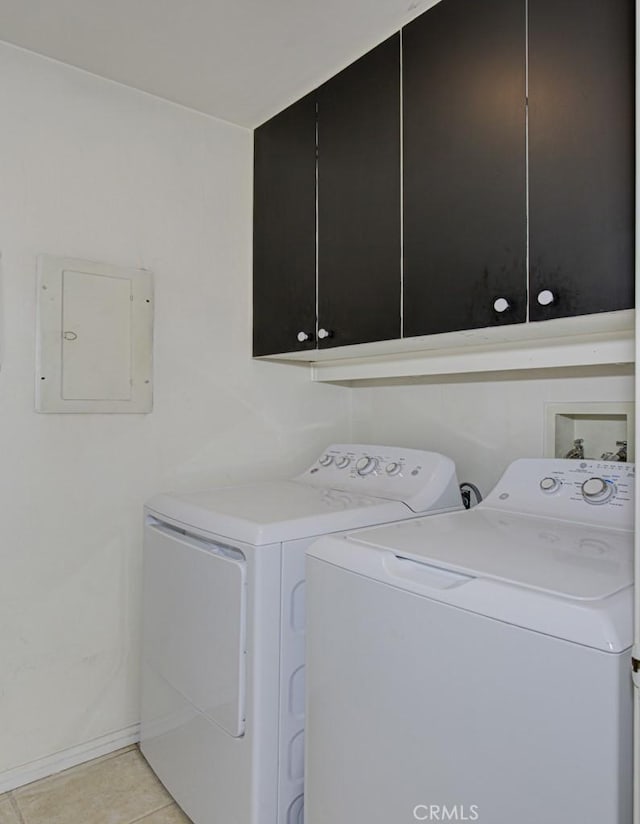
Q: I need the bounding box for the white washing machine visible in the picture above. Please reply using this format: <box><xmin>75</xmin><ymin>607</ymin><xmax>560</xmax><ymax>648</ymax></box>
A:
<box><xmin>306</xmin><ymin>458</ymin><xmax>635</xmax><ymax>824</ymax></box>
<box><xmin>140</xmin><ymin>444</ymin><xmax>462</xmax><ymax>824</ymax></box>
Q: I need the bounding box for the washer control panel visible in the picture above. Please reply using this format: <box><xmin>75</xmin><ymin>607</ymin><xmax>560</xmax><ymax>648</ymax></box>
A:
<box><xmin>297</xmin><ymin>444</ymin><xmax>463</xmax><ymax>514</ymax></box>
<box><xmin>488</xmin><ymin>458</ymin><xmax>634</xmax><ymax>529</ymax></box>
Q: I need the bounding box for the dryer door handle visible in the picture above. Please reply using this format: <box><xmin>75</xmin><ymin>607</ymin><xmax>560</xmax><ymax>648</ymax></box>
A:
<box><xmin>146</xmin><ymin>518</ymin><xmax>246</xmax><ymax>561</ymax></box>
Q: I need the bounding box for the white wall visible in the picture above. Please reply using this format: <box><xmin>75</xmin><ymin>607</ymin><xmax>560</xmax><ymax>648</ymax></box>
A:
<box><xmin>351</xmin><ymin>368</ymin><xmax>634</xmax><ymax>495</ymax></box>
<box><xmin>0</xmin><ymin>43</ymin><xmax>351</xmax><ymax>781</ymax></box>
<box><xmin>0</xmin><ymin>35</ymin><xmax>634</xmax><ymax>793</ymax></box>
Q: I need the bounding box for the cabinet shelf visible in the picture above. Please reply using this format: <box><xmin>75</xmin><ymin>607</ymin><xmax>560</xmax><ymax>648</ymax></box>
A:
<box><xmin>256</xmin><ymin>310</ymin><xmax>635</xmax><ymax>384</ymax></box>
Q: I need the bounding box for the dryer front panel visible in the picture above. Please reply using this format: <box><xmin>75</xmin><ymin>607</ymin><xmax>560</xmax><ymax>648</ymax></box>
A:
<box><xmin>143</xmin><ymin>519</ymin><xmax>247</xmax><ymax>737</ymax></box>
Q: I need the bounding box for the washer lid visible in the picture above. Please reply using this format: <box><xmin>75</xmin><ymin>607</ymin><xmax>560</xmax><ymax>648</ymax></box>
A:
<box><xmin>349</xmin><ymin>508</ymin><xmax>633</xmax><ymax>601</ymax></box>
<box><xmin>146</xmin><ymin>480</ymin><xmax>415</xmax><ymax>545</ymax></box>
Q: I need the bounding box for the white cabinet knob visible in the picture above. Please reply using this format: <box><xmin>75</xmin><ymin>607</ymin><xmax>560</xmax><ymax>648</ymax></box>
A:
<box><xmin>537</xmin><ymin>289</ymin><xmax>555</xmax><ymax>306</ymax></box>
<box><xmin>493</xmin><ymin>297</ymin><xmax>510</xmax><ymax>313</ymax></box>
<box><xmin>297</xmin><ymin>331</ymin><xmax>310</xmax><ymax>342</ymax></box>
<box><xmin>317</xmin><ymin>328</ymin><xmax>331</xmax><ymax>340</ymax></box>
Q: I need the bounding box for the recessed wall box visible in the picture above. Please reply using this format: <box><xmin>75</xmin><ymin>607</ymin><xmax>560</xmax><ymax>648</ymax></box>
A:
<box><xmin>36</xmin><ymin>255</ymin><xmax>153</xmax><ymax>413</ymax></box>
<box><xmin>544</xmin><ymin>402</ymin><xmax>634</xmax><ymax>462</ymax></box>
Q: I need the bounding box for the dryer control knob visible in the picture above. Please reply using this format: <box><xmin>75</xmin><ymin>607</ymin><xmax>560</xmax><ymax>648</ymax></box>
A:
<box><xmin>581</xmin><ymin>477</ymin><xmax>614</xmax><ymax>503</ymax></box>
<box><xmin>386</xmin><ymin>462</ymin><xmax>402</xmax><ymax>476</ymax></box>
<box><xmin>540</xmin><ymin>476</ymin><xmax>561</xmax><ymax>493</ymax></box>
<box><xmin>356</xmin><ymin>456</ymin><xmax>378</xmax><ymax>476</ymax></box>
<box><xmin>335</xmin><ymin>456</ymin><xmax>351</xmax><ymax>469</ymax></box>
<box><xmin>319</xmin><ymin>454</ymin><xmax>334</xmax><ymax>467</ymax></box>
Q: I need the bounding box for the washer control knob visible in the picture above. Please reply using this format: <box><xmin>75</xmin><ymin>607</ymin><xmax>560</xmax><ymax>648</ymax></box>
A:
<box><xmin>335</xmin><ymin>456</ymin><xmax>351</xmax><ymax>469</ymax></box>
<box><xmin>540</xmin><ymin>476</ymin><xmax>561</xmax><ymax>494</ymax></box>
<box><xmin>356</xmin><ymin>456</ymin><xmax>378</xmax><ymax>476</ymax></box>
<box><xmin>581</xmin><ymin>477</ymin><xmax>614</xmax><ymax>503</ymax></box>
<box><xmin>537</xmin><ymin>290</ymin><xmax>556</xmax><ymax>307</ymax></box>
<box><xmin>493</xmin><ymin>297</ymin><xmax>510</xmax><ymax>313</ymax></box>
<box><xmin>386</xmin><ymin>462</ymin><xmax>402</xmax><ymax>476</ymax></box>
<box><xmin>318</xmin><ymin>454</ymin><xmax>334</xmax><ymax>467</ymax></box>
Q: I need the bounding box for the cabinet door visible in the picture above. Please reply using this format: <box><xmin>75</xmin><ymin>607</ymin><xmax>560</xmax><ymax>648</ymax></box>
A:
<box><xmin>403</xmin><ymin>0</ymin><xmax>527</xmax><ymax>337</ymax></box>
<box><xmin>528</xmin><ymin>0</ymin><xmax>634</xmax><ymax>322</ymax></box>
<box><xmin>253</xmin><ymin>95</ymin><xmax>317</xmax><ymax>356</ymax></box>
<box><xmin>317</xmin><ymin>35</ymin><xmax>401</xmax><ymax>349</ymax></box>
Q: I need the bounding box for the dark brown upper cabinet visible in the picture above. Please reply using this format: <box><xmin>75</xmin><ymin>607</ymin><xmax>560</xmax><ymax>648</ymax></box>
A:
<box><xmin>402</xmin><ymin>0</ymin><xmax>527</xmax><ymax>337</ymax></box>
<box><xmin>253</xmin><ymin>37</ymin><xmax>401</xmax><ymax>356</ymax></box>
<box><xmin>317</xmin><ymin>34</ymin><xmax>401</xmax><ymax>349</ymax></box>
<box><xmin>528</xmin><ymin>0</ymin><xmax>635</xmax><ymax>322</ymax></box>
<box><xmin>252</xmin><ymin>0</ymin><xmax>634</xmax><ymax>357</ymax></box>
<box><xmin>253</xmin><ymin>94</ymin><xmax>317</xmax><ymax>357</ymax></box>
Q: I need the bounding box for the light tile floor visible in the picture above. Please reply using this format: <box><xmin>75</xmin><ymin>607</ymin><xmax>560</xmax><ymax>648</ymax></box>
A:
<box><xmin>0</xmin><ymin>746</ymin><xmax>191</xmax><ymax>824</ymax></box>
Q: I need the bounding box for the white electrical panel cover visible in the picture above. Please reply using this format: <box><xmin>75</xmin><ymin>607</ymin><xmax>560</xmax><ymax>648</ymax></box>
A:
<box><xmin>36</xmin><ymin>255</ymin><xmax>153</xmax><ymax>413</ymax></box>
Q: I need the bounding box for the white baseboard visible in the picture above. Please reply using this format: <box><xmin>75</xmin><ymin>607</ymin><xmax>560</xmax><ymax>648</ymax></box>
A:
<box><xmin>0</xmin><ymin>723</ymin><xmax>141</xmax><ymax>794</ymax></box>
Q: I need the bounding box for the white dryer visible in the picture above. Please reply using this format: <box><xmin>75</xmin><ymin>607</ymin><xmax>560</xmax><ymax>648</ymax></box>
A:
<box><xmin>140</xmin><ymin>444</ymin><xmax>462</xmax><ymax>824</ymax></box>
<box><xmin>306</xmin><ymin>458</ymin><xmax>635</xmax><ymax>824</ymax></box>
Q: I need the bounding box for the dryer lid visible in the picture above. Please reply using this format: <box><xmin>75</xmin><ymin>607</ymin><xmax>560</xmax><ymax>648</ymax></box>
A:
<box><xmin>146</xmin><ymin>480</ymin><xmax>415</xmax><ymax>545</ymax></box>
<box><xmin>349</xmin><ymin>507</ymin><xmax>633</xmax><ymax>601</ymax></box>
